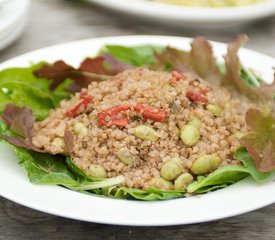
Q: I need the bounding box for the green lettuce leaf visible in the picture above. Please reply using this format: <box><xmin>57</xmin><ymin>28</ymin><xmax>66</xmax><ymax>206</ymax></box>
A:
<box><xmin>240</xmin><ymin>67</ymin><xmax>263</xmax><ymax>88</ymax></box>
<box><xmin>102</xmin><ymin>186</ymin><xmax>184</xmax><ymax>201</ymax></box>
<box><xmin>187</xmin><ymin>146</ymin><xmax>274</xmax><ymax>194</ymax></box>
<box><xmin>234</xmin><ymin>147</ymin><xmax>273</xmax><ymax>182</ymax></box>
<box><xmin>16</xmin><ymin>148</ymin><xmax>78</xmax><ymax>186</ymax></box>
<box><xmin>0</xmin><ymin>63</ymin><xmax>51</xmax><ymax>89</ymax></box>
<box><xmin>101</xmin><ymin>45</ymin><xmax>163</xmax><ymax>66</ymax></box>
<box><xmin>11</xmin><ymin>145</ymin><xmax>124</xmax><ymax>191</ymax></box>
<box><xmin>0</xmin><ymin>63</ymin><xmax>72</xmax><ymax>120</ymax></box>
<box><xmin>0</xmin><ymin>82</ymin><xmax>54</xmax><ymax>120</ymax></box>
<box><xmin>66</xmin><ymin>156</ymin><xmax>183</xmax><ymax>200</ymax></box>
<box><xmin>187</xmin><ymin>165</ymin><xmax>249</xmax><ymax>193</ymax></box>
<box><xmin>0</xmin><ymin>121</ymin><xmax>124</xmax><ymax>191</ymax></box>
<box><xmin>66</xmin><ymin>156</ymin><xmax>184</xmax><ymax>200</ymax></box>
<box><xmin>65</xmin><ymin>156</ymin><xmax>94</xmax><ymax>180</ymax></box>
<box><xmin>65</xmin><ymin>156</ymin><xmax>124</xmax><ymax>185</ymax></box>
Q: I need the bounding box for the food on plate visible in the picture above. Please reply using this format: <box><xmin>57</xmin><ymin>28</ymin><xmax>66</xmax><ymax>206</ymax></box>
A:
<box><xmin>31</xmin><ymin>68</ymin><xmax>246</xmax><ymax>190</ymax></box>
<box><xmin>0</xmin><ymin>35</ymin><xmax>274</xmax><ymax>200</ymax></box>
<box><xmin>151</xmin><ymin>0</ymin><xmax>265</xmax><ymax>7</ymax></box>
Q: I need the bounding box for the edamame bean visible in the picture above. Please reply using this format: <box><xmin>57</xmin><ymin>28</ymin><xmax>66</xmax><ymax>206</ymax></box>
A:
<box><xmin>88</xmin><ymin>165</ymin><xmax>107</xmax><ymax>178</ymax></box>
<box><xmin>180</xmin><ymin>125</ymin><xmax>200</xmax><ymax>146</ymax></box>
<box><xmin>52</xmin><ymin>137</ymin><xmax>65</xmax><ymax>148</ymax></box>
<box><xmin>148</xmin><ymin>99</ymin><xmax>158</xmax><ymax>106</ymax></box>
<box><xmin>73</xmin><ymin>122</ymin><xmax>88</xmax><ymax>135</ymax></box>
<box><xmin>224</xmin><ymin>102</ymin><xmax>231</xmax><ymax>109</ymax></box>
<box><xmin>206</xmin><ymin>104</ymin><xmax>223</xmax><ymax>116</ymax></box>
<box><xmin>190</xmin><ymin>155</ymin><xmax>221</xmax><ymax>175</ymax></box>
<box><xmin>174</xmin><ymin>173</ymin><xmax>193</xmax><ymax>191</ymax></box>
<box><xmin>234</xmin><ymin>131</ymin><xmax>244</xmax><ymax>139</ymax></box>
<box><xmin>133</xmin><ymin>125</ymin><xmax>160</xmax><ymax>141</ymax></box>
<box><xmin>149</xmin><ymin>177</ymin><xmax>173</xmax><ymax>190</ymax></box>
<box><xmin>118</xmin><ymin>147</ymin><xmax>135</xmax><ymax>166</ymax></box>
<box><xmin>161</xmin><ymin>158</ymin><xmax>183</xmax><ymax>180</ymax></box>
<box><xmin>188</xmin><ymin>117</ymin><xmax>202</xmax><ymax>129</ymax></box>
<box><xmin>162</xmin><ymin>84</ymin><xmax>173</xmax><ymax>90</ymax></box>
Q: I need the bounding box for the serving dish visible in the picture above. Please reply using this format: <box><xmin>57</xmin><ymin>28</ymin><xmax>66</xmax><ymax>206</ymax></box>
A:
<box><xmin>0</xmin><ymin>35</ymin><xmax>274</xmax><ymax>226</ymax></box>
<box><xmin>90</xmin><ymin>0</ymin><xmax>275</xmax><ymax>28</ymax></box>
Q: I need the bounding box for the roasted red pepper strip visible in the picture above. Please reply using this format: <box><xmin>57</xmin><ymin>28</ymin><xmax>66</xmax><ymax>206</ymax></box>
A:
<box><xmin>170</xmin><ymin>71</ymin><xmax>186</xmax><ymax>86</ymax></box>
<box><xmin>98</xmin><ymin>104</ymin><xmax>166</xmax><ymax>127</ymax></box>
<box><xmin>190</xmin><ymin>81</ymin><xmax>212</xmax><ymax>94</ymax></box>
<box><xmin>107</xmin><ymin>117</ymin><xmax>129</xmax><ymax>127</ymax></box>
<box><xmin>66</xmin><ymin>94</ymin><xmax>93</xmax><ymax>117</ymax></box>
<box><xmin>98</xmin><ymin>105</ymin><xmax>131</xmax><ymax>127</ymax></box>
<box><xmin>186</xmin><ymin>91</ymin><xmax>208</xmax><ymax>105</ymax></box>
<box><xmin>134</xmin><ymin>104</ymin><xmax>166</xmax><ymax>122</ymax></box>
<box><xmin>79</xmin><ymin>91</ymin><xmax>88</xmax><ymax>98</ymax></box>
<box><xmin>200</xmin><ymin>87</ymin><xmax>212</xmax><ymax>94</ymax></box>
<box><xmin>172</xmin><ymin>71</ymin><xmax>185</xmax><ymax>81</ymax></box>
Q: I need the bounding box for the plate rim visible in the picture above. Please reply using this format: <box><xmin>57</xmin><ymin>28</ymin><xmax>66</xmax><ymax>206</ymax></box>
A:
<box><xmin>90</xmin><ymin>0</ymin><xmax>275</xmax><ymax>23</ymax></box>
<box><xmin>0</xmin><ymin>35</ymin><xmax>275</xmax><ymax>226</ymax></box>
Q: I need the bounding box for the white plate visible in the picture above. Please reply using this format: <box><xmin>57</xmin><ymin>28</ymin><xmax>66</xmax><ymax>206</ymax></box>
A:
<box><xmin>90</xmin><ymin>0</ymin><xmax>275</xmax><ymax>28</ymax></box>
<box><xmin>0</xmin><ymin>36</ymin><xmax>274</xmax><ymax>226</ymax></box>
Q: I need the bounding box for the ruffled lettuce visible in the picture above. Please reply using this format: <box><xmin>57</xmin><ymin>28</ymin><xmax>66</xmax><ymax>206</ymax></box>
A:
<box><xmin>33</xmin><ymin>55</ymin><xmax>133</xmax><ymax>93</ymax></box>
<box><xmin>240</xmin><ymin>108</ymin><xmax>275</xmax><ymax>172</ymax></box>
<box><xmin>153</xmin><ymin>36</ymin><xmax>222</xmax><ymax>85</ymax></box>
<box><xmin>0</xmin><ymin>104</ymin><xmax>43</xmax><ymax>152</ymax></box>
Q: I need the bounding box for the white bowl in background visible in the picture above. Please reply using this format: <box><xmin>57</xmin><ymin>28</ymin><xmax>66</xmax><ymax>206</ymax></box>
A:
<box><xmin>90</xmin><ymin>0</ymin><xmax>275</xmax><ymax>29</ymax></box>
<box><xmin>0</xmin><ymin>0</ymin><xmax>29</xmax><ymax>50</ymax></box>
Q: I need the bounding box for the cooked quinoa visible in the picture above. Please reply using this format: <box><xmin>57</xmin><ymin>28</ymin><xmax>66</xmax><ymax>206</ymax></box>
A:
<box><xmin>32</xmin><ymin>68</ymin><xmax>247</xmax><ymax>190</ymax></box>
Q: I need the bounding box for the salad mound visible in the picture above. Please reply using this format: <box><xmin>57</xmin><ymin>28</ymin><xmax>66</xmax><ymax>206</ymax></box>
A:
<box><xmin>0</xmin><ymin>35</ymin><xmax>274</xmax><ymax>200</ymax></box>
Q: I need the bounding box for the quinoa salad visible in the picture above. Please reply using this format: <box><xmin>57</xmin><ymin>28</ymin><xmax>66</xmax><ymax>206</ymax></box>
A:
<box><xmin>0</xmin><ymin>35</ymin><xmax>274</xmax><ymax>200</ymax></box>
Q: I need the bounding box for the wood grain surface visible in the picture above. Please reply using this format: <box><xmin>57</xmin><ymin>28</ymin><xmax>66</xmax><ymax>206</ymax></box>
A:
<box><xmin>0</xmin><ymin>1</ymin><xmax>274</xmax><ymax>239</ymax></box>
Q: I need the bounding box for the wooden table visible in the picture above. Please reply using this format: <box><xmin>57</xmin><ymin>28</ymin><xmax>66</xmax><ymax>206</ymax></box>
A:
<box><xmin>0</xmin><ymin>1</ymin><xmax>274</xmax><ymax>239</ymax></box>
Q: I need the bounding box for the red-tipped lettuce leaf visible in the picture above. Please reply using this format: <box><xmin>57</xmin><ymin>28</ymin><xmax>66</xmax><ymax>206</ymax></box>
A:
<box><xmin>258</xmin><ymin>74</ymin><xmax>275</xmax><ymax>102</ymax></box>
<box><xmin>0</xmin><ymin>104</ymin><xmax>44</xmax><ymax>152</ymax></box>
<box><xmin>240</xmin><ymin>108</ymin><xmax>275</xmax><ymax>172</ymax></box>
<box><xmin>34</xmin><ymin>60</ymin><xmax>74</xmax><ymax>91</ymax></box>
<box><xmin>78</xmin><ymin>56</ymin><xmax>107</xmax><ymax>74</ymax></box>
<box><xmin>2</xmin><ymin>104</ymin><xmax>34</xmax><ymax>138</ymax></box>
<box><xmin>189</xmin><ymin>36</ymin><xmax>222</xmax><ymax>84</ymax></box>
<box><xmin>153</xmin><ymin>46</ymin><xmax>194</xmax><ymax>74</ymax></box>
<box><xmin>153</xmin><ymin>36</ymin><xmax>222</xmax><ymax>85</ymax></box>
<box><xmin>224</xmin><ymin>35</ymin><xmax>262</xmax><ymax>99</ymax></box>
<box><xmin>101</xmin><ymin>53</ymin><xmax>134</xmax><ymax>73</ymax></box>
<box><xmin>34</xmin><ymin>55</ymin><xmax>133</xmax><ymax>93</ymax></box>
<box><xmin>153</xmin><ymin>35</ymin><xmax>274</xmax><ymax>103</ymax></box>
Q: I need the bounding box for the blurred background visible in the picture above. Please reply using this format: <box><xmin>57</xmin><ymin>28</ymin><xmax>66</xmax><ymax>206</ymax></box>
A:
<box><xmin>0</xmin><ymin>1</ymin><xmax>275</xmax><ymax>239</ymax></box>
<box><xmin>0</xmin><ymin>0</ymin><xmax>275</xmax><ymax>63</ymax></box>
